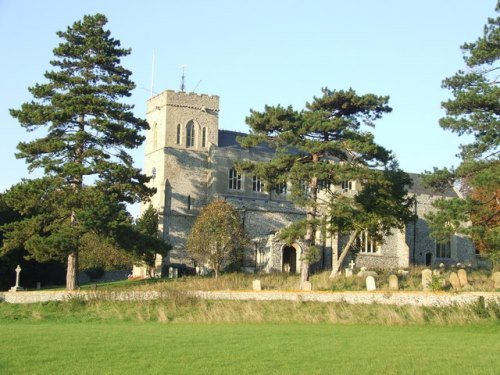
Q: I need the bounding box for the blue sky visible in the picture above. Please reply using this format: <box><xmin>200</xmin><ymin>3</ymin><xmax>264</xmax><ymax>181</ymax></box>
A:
<box><xmin>0</xmin><ymin>0</ymin><xmax>496</xmax><ymax>215</ymax></box>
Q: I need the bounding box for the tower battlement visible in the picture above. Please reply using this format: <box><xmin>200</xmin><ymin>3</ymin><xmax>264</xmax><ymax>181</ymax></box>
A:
<box><xmin>147</xmin><ymin>90</ymin><xmax>219</xmax><ymax>114</ymax></box>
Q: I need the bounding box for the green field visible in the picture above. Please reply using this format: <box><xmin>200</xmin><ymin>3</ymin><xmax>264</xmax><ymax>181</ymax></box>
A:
<box><xmin>1</xmin><ymin>322</ymin><xmax>499</xmax><ymax>374</ymax></box>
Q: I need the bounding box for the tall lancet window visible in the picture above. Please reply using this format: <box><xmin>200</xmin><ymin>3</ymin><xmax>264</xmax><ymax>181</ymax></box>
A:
<box><xmin>176</xmin><ymin>124</ymin><xmax>181</xmax><ymax>145</ymax></box>
<box><xmin>186</xmin><ymin>121</ymin><xmax>195</xmax><ymax>148</ymax></box>
<box><xmin>202</xmin><ymin>127</ymin><xmax>206</xmax><ymax>148</ymax></box>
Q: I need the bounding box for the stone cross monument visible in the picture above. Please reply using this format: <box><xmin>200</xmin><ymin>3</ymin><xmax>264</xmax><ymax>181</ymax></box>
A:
<box><xmin>9</xmin><ymin>265</ymin><xmax>25</xmax><ymax>292</ymax></box>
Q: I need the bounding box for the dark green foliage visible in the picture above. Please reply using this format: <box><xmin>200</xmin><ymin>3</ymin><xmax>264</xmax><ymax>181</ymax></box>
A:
<box><xmin>239</xmin><ymin>88</ymin><xmax>414</xmax><ymax>282</ymax></box>
<box><xmin>424</xmin><ymin>2</ymin><xmax>500</xmax><ymax>261</ymax></box>
<box><xmin>133</xmin><ymin>205</ymin><xmax>171</xmax><ymax>277</ymax></box>
<box><xmin>4</xmin><ymin>14</ymin><xmax>156</xmax><ymax>289</ymax></box>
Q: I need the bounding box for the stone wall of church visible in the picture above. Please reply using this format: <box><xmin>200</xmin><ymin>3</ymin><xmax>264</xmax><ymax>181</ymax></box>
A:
<box><xmin>405</xmin><ymin>193</ymin><xmax>476</xmax><ymax>266</ymax></box>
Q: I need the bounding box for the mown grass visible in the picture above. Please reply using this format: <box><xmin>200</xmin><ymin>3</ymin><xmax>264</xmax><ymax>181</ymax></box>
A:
<box><xmin>0</xmin><ymin>322</ymin><xmax>498</xmax><ymax>374</ymax></box>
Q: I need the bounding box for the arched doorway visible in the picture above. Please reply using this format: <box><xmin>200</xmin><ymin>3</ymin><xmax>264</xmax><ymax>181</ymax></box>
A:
<box><xmin>282</xmin><ymin>245</ymin><xmax>297</xmax><ymax>273</ymax></box>
<box><xmin>425</xmin><ymin>252</ymin><xmax>432</xmax><ymax>266</ymax></box>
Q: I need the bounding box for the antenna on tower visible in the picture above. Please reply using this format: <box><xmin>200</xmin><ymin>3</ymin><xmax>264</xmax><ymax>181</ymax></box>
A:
<box><xmin>180</xmin><ymin>65</ymin><xmax>187</xmax><ymax>92</ymax></box>
<box><xmin>193</xmin><ymin>80</ymin><xmax>202</xmax><ymax>93</ymax></box>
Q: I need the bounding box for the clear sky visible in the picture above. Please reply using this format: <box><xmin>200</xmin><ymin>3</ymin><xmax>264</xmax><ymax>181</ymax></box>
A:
<box><xmin>0</xmin><ymin>0</ymin><xmax>496</xmax><ymax>215</ymax></box>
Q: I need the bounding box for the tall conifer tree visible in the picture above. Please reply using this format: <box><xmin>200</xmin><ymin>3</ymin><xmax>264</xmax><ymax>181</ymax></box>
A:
<box><xmin>239</xmin><ymin>88</ymin><xmax>414</xmax><ymax>287</ymax></box>
<box><xmin>5</xmin><ymin>14</ymin><xmax>154</xmax><ymax>289</ymax></box>
<box><xmin>424</xmin><ymin>2</ymin><xmax>500</xmax><ymax>262</ymax></box>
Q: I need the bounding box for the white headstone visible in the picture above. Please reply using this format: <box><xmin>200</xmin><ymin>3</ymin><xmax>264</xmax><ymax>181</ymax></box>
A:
<box><xmin>366</xmin><ymin>275</ymin><xmax>376</xmax><ymax>291</ymax></box>
<box><xmin>345</xmin><ymin>268</ymin><xmax>353</xmax><ymax>277</ymax></box>
<box><xmin>493</xmin><ymin>272</ymin><xmax>500</xmax><ymax>289</ymax></box>
<box><xmin>449</xmin><ymin>272</ymin><xmax>461</xmax><ymax>290</ymax></box>
<box><xmin>422</xmin><ymin>269</ymin><xmax>432</xmax><ymax>291</ymax></box>
<box><xmin>348</xmin><ymin>260</ymin><xmax>355</xmax><ymax>270</ymax></box>
<box><xmin>252</xmin><ymin>279</ymin><xmax>261</xmax><ymax>291</ymax></box>
<box><xmin>388</xmin><ymin>274</ymin><xmax>399</xmax><ymax>291</ymax></box>
<box><xmin>457</xmin><ymin>269</ymin><xmax>469</xmax><ymax>287</ymax></box>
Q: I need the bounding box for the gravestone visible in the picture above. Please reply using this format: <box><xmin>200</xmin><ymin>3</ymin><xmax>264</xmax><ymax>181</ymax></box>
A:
<box><xmin>492</xmin><ymin>272</ymin><xmax>500</xmax><ymax>289</ymax></box>
<box><xmin>345</xmin><ymin>268</ymin><xmax>353</xmax><ymax>277</ymax></box>
<box><xmin>9</xmin><ymin>265</ymin><xmax>25</xmax><ymax>292</ymax></box>
<box><xmin>457</xmin><ymin>269</ymin><xmax>469</xmax><ymax>287</ymax></box>
<box><xmin>168</xmin><ymin>267</ymin><xmax>174</xmax><ymax>279</ymax></box>
<box><xmin>252</xmin><ymin>279</ymin><xmax>262</xmax><ymax>291</ymax></box>
<box><xmin>366</xmin><ymin>275</ymin><xmax>376</xmax><ymax>291</ymax></box>
<box><xmin>449</xmin><ymin>272</ymin><xmax>461</xmax><ymax>290</ymax></box>
<box><xmin>421</xmin><ymin>269</ymin><xmax>432</xmax><ymax>291</ymax></box>
<box><xmin>388</xmin><ymin>274</ymin><xmax>399</xmax><ymax>291</ymax></box>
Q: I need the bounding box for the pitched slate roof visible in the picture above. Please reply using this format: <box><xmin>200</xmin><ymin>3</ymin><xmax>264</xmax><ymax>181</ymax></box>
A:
<box><xmin>218</xmin><ymin>130</ymin><xmax>458</xmax><ymax>198</ymax></box>
<box><xmin>218</xmin><ymin>129</ymin><xmax>275</xmax><ymax>153</ymax></box>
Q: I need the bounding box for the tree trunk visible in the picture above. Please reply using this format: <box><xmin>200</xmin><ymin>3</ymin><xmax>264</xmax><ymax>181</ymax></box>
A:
<box><xmin>299</xmin><ymin>257</ymin><xmax>309</xmax><ymax>289</ymax></box>
<box><xmin>329</xmin><ymin>229</ymin><xmax>359</xmax><ymax>278</ymax></box>
<box><xmin>300</xmin><ymin>162</ymin><xmax>318</xmax><ymax>290</ymax></box>
<box><xmin>66</xmin><ymin>251</ymin><xmax>78</xmax><ymax>290</ymax></box>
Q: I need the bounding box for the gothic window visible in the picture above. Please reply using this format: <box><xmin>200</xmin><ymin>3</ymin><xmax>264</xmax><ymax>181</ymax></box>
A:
<box><xmin>228</xmin><ymin>168</ymin><xmax>241</xmax><ymax>190</ymax></box>
<box><xmin>176</xmin><ymin>124</ymin><xmax>181</xmax><ymax>145</ymax></box>
<box><xmin>275</xmin><ymin>182</ymin><xmax>287</xmax><ymax>195</ymax></box>
<box><xmin>187</xmin><ymin>195</ymin><xmax>191</xmax><ymax>211</ymax></box>
<box><xmin>436</xmin><ymin>240</ymin><xmax>451</xmax><ymax>258</ymax></box>
<box><xmin>341</xmin><ymin>180</ymin><xmax>352</xmax><ymax>191</ymax></box>
<box><xmin>252</xmin><ymin>176</ymin><xmax>264</xmax><ymax>192</ymax></box>
<box><xmin>186</xmin><ymin>121</ymin><xmax>195</xmax><ymax>148</ymax></box>
<box><xmin>202</xmin><ymin>127</ymin><xmax>206</xmax><ymax>148</ymax></box>
<box><xmin>357</xmin><ymin>231</ymin><xmax>380</xmax><ymax>253</ymax></box>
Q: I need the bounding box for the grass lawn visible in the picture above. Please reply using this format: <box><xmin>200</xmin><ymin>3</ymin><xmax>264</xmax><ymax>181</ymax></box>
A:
<box><xmin>0</xmin><ymin>322</ymin><xmax>498</xmax><ymax>374</ymax></box>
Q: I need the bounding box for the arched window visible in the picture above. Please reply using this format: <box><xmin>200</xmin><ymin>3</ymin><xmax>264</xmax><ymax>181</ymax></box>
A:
<box><xmin>176</xmin><ymin>124</ymin><xmax>181</xmax><ymax>145</ymax></box>
<box><xmin>186</xmin><ymin>121</ymin><xmax>195</xmax><ymax>148</ymax></box>
<box><xmin>202</xmin><ymin>127</ymin><xmax>206</xmax><ymax>148</ymax></box>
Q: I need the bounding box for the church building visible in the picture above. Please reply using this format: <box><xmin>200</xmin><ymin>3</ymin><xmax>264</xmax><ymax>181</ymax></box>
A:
<box><xmin>142</xmin><ymin>89</ymin><xmax>476</xmax><ymax>276</ymax></box>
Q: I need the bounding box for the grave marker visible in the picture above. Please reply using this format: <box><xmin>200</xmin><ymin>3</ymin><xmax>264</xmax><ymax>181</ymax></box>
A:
<box><xmin>421</xmin><ymin>269</ymin><xmax>432</xmax><ymax>291</ymax></box>
<box><xmin>449</xmin><ymin>272</ymin><xmax>461</xmax><ymax>290</ymax></box>
<box><xmin>366</xmin><ymin>275</ymin><xmax>376</xmax><ymax>291</ymax></box>
<box><xmin>388</xmin><ymin>274</ymin><xmax>399</xmax><ymax>291</ymax></box>
<box><xmin>457</xmin><ymin>269</ymin><xmax>469</xmax><ymax>287</ymax></box>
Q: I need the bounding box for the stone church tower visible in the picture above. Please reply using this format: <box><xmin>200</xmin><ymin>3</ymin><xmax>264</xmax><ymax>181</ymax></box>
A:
<box><xmin>144</xmin><ymin>90</ymin><xmax>220</xmax><ymax>266</ymax></box>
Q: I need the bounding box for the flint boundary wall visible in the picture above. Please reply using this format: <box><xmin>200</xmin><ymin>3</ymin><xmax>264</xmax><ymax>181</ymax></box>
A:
<box><xmin>1</xmin><ymin>290</ymin><xmax>498</xmax><ymax>307</ymax></box>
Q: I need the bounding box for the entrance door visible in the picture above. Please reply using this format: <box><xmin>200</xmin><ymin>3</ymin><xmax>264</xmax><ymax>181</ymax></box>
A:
<box><xmin>425</xmin><ymin>252</ymin><xmax>432</xmax><ymax>266</ymax></box>
<box><xmin>282</xmin><ymin>246</ymin><xmax>296</xmax><ymax>273</ymax></box>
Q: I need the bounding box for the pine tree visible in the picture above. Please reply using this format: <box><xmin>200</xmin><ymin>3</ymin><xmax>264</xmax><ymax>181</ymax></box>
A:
<box><xmin>5</xmin><ymin>14</ymin><xmax>154</xmax><ymax>289</ymax></box>
<box><xmin>239</xmin><ymin>88</ymin><xmax>415</xmax><ymax>287</ymax></box>
<box><xmin>424</xmin><ymin>2</ymin><xmax>500</xmax><ymax>262</ymax></box>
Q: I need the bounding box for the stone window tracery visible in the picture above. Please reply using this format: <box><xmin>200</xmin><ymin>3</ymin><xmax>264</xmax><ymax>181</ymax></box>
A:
<box><xmin>275</xmin><ymin>182</ymin><xmax>287</xmax><ymax>195</ymax></box>
<box><xmin>357</xmin><ymin>231</ymin><xmax>380</xmax><ymax>253</ymax></box>
<box><xmin>186</xmin><ymin>121</ymin><xmax>195</xmax><ymax>148</ymax></box>
<box><xmin>229</xmin><ymin>168</ymin><xmax>241</xmax><ymax>190</ymax></box>
<box><xmin>436</xmin><ymin>240</ymin><xmax>451</xmax><ymax>258</ymax></box>
<box><xmin>252</xmin><ymin>176</ymin><xmax>264</xmax><ymax>192</ymax></box>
